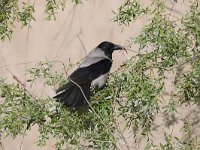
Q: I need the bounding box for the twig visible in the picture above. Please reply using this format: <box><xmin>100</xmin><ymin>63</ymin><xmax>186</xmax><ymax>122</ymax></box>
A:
<box><xmin>166</xmin><ymin>3</ymin><xmax>175</xmax><ymax>21</ymax></box>
<box><xmin>77</xmin><ymin>33</ymin><xmax>87</xmax><ymax>56</ymax></box>
<box><xmin>24</xmin><ymin>8</ymin><xmax>31</xmax><ymax>92</ymax></box>
<box><xmin>89</xmin><ymin>138</ymin><xmax>134</xmax><ymax>148</ymax></box>
<box><xmin>51</xmin><ymin>60</ymin><xmax>68</xmax><ymax>76</ymax></box>
<box><xmin>112</xmin><ymin>84</ymin><xmax>132</xmax><ymax>150</ymax></box>
<box><xmin>165</xmin><ymin>5</ymin><xmax>183</xmax><ymax>16</ymax></box>
<box><xmin>0</xmin><ymin>61</ymin><xmax>40</xmax><ymax>69</ymax></box>
<box><xmin>19</xmin><ymin>133</ymin><xmax>25</xmax><ymax>150</ymax></box>
<box><xmin>69</xmin><ymin>78</ymin><xmax>121</xmax><ymax>150</ymax></box>
<box><xmin>1</xmin><ymin>56</ymin><xmax>37</xmax><ymax>100</ymax></box>
<box><xmin>115</xmin><ymin>121</ymin><xmax>131</xmax><ymax>150</ymax></box>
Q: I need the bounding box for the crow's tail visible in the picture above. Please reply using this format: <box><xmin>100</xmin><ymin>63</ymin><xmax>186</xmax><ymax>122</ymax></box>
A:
<box><xmin>54</xmin><ymin>82</ymin><xmax>91</xmax><ymax>107</ymax></box>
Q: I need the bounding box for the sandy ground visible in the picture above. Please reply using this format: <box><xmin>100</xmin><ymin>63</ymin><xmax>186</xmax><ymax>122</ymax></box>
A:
<box><xmin>0</xmin><ymin>0</ymin><xmax>196</xmax><ymax>149</ymax></box>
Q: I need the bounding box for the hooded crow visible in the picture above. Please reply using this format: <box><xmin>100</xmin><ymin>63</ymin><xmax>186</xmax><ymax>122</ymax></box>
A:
<box><xmin>54</xmin><ymin>41</ymin><xmax>125</xmax><ymax>107</ymax></box>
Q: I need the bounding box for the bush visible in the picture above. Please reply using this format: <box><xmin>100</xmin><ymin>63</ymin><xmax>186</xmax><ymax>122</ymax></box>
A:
<box><xmin>0</xmin><ymin>0</ymin><xmax>200</xmax><ymax>149</ymax></box>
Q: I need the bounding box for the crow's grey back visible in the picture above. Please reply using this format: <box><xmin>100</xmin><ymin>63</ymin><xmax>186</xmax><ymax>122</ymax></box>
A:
<box><xmin>80</xmin><ymin>48</ymin><xmax>112</xmax><ymax>68</ymax></box>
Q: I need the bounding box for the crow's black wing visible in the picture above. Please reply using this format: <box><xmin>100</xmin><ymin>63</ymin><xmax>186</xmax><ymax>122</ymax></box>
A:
<box><xmin>54</xmin><ymin>59</ymin><xmax>112</xmax><ymax>107</ymax></box>
<box><xmin>71</xmin><ymin>58</ymin><xmax>112</xmax><ymax>81</ymax></box>
<box><xmin>56</xmin><ymin>58</ymin><xmax>112</xmax><ymax>93</ymax></box>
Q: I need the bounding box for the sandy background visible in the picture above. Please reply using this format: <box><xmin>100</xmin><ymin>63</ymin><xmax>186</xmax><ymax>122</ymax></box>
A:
<box><xmin>0</xmin><ymin>0</ymin><xmax>195</xmax><ymax>149</ymax></box>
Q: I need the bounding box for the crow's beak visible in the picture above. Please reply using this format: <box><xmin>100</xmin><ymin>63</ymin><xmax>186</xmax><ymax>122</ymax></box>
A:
<box><xmin>112</xmin><ymin>44</ymin><xmax>127</xmax><ymax>53</ymax></box>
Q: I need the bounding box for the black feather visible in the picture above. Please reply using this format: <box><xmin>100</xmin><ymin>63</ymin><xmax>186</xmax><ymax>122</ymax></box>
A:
<box><xmin>54</xmin><ymin>58</ymin><xmax>112</xmax><ymax>107</ymax></box>
<box><xmin>54</xmin><ymin>82</ymin><xmax>91</xmax><ymax>107</ymax></box>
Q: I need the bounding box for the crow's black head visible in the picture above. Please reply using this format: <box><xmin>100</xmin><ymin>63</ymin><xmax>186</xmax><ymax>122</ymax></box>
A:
<box><xmin>97</xmin><ymin>41</ymin><xmax>125</xmax><ymax>58</ymax></box>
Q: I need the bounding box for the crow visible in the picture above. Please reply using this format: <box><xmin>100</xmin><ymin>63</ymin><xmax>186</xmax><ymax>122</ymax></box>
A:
<box><xmin>54</xmin><ymin>41</ymin><xmax>125</xmax><ymax>107</ymax></box>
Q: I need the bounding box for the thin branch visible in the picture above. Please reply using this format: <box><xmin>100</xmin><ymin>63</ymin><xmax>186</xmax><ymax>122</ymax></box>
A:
<box><xmin>24</xmin><ymin>10</ymin><xmax>31</xmax><ymax>93</ymax></box>
<box><xmin>1</xmin><ymin>56</ymin><xmax>37</xmax><ymax>100</ymax></box>
<box><xmin>77</xmin><ymin>33</ymin><xmax>87</xmax><ymax>56</ymax></box>
<box><xmin>0</xmin><ymin>61</ymin><xmax>39</xmax><ymax>69</ymax></box>
<box><xmin>112</xmin><ymin>84</ymin><xmax>132</xmax><ymax>150</ymax></box>
<box><xmin>51</xmin><ymin>60</ymin><xmax>68</xmax><ymax>76</ymax></box>
<box><xmin>19</xmin><ymin>134</ymin><xmax>25</xmax><ymax>150</ymax></box>
<box><xmin>115</xmin><ymin>121</ymin><xmax>131</xmax><ymax>150</ymax></box>
<box><xmin>166</xmin><ymin>3</ymin><xmax>175</xmax><ymax>21</ymax></box>
<box><xmin>69</xmin><ymin>78</ymin><xmax>121</xmax><ymax>150</ymax></box>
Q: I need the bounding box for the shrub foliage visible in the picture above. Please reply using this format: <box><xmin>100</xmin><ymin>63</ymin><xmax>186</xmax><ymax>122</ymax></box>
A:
<box><xmin>0</xmin><ymin>0</ymin><xmax>200</xmax><ymax>149</ymax></box>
